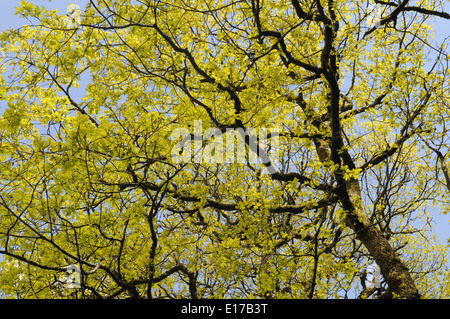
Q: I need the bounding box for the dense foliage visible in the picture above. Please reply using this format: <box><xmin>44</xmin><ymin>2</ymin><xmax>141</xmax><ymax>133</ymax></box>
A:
<box><xmin>0</xmin><ymin>0</ymin><xmax>449</xmax><ymax>298</ymax></box>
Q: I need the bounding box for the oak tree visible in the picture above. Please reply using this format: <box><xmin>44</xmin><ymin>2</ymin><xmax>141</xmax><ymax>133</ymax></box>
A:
<box><xmin>0</xmin><ymin>0</ymin><xmax>449</xmax><ymax>299</ymax></box>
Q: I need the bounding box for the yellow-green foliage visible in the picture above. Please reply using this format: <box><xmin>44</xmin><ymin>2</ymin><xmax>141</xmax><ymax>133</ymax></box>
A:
<box><xmin>0</xmin><ymin>0</ymin><xmax>449</xmax><ymax>299</ymax></box>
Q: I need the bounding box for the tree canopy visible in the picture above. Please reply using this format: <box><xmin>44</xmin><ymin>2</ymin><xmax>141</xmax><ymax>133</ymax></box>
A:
<box><xmin>0</xmin><ymin>0</ymin><xmax>449</xmax><ymax>299</ymax></box>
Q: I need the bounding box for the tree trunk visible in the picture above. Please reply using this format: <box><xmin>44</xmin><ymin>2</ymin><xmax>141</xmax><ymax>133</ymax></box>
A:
<box><xmin>342</xmin><ymin>177</ymin><xmax>420</xmax><ymax>298</ymax></box>
<box><xmin>312</xmin><ymin>131</ymin><xmax>419</xmax><ymax>298</ymax></box>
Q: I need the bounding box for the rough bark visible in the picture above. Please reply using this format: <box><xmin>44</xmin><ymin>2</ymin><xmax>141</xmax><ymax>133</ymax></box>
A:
<box><xmin>342</xmin><ymin>177</ymin><xmax>420</xmax><ymax>298</ymax></box>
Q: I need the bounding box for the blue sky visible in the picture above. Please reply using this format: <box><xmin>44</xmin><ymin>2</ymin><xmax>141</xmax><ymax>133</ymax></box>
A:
<box><xmin>0</xmin><ymin>1</ymin><xmax>88</xmax><ymax>30</ymax></box>
<box><xmin>0</xmin><ymin>0</ymin><xmax>449</xmax><ymax>260</ymax></box>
